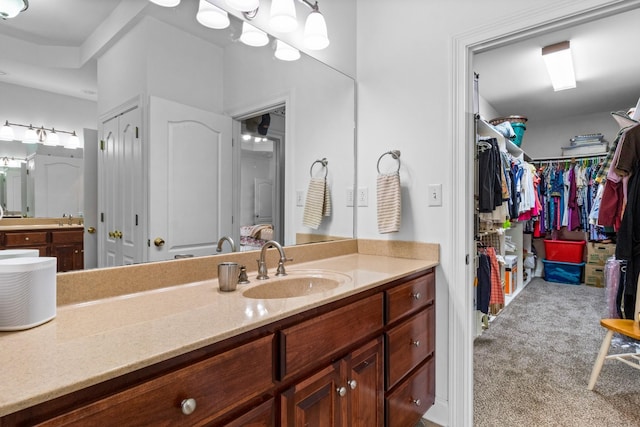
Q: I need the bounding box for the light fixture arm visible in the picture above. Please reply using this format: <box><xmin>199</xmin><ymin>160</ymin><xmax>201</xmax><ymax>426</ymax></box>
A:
<box><xmin>298</xmin><ymin>0</ymin><xmax>319</xmax><ymax>11</ymax></box>
<box><xmin>3</xmin><ymin>121</ymin><xmax>76</xmax><ymax>137</ymax></box>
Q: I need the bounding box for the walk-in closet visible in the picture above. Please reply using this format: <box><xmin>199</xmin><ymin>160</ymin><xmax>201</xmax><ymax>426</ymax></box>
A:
<box><xmin>471</xmin><ymin>6</ymin><xmax>640</xmax><ymax>425</ymax></box>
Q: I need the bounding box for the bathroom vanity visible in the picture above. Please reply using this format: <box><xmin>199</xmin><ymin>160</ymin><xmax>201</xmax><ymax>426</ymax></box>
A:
<box><xmin>0</xmin><ymin>240</ymin><xmax>437</xmax><ymax>426</ymax></box>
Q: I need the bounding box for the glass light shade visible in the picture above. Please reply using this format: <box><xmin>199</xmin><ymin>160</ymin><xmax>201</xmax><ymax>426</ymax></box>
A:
<box><xmin>22</xmin><ymin>126</ymin><xmax>38</xmax><ymax>144</ymax></box>
<box><xmin>0</xmin><ymin>0</ymin><xmax>27</xmax><ymax>18</ymax></box>
<box><xmin>66</xmin><ymin>132</ymin><xmax>80</xmax><ymax>149</ymax></box>
<box><xmin>0</xmin><ymin>123</ymin><xmax>14</xmax><ymax>141</ymax></box>
<box><xmin>45</xmin><ymin>130</ymin><xmax>60</xmax><ymax>146</ymax></box>
<box><xmin>275</xmin><ymin>40</ymin><xmax>300</xmax><ymax>61</ymax></box>
<box><xmin>269</xmin><ymin>0</ymin><xmax>297</xmax><ymax>33</ymax></box>
<box><xmin>240</xmin><ymin>22</ymin><xmax>269</xmax><ymax>47</ymax></box>
<box><xmin>148</xmin><ymin>0</ymin><xmax>181</xmax><ymax>7</ymax></box>
<box><xmin>196</xmin><ymin>0</ymin><xmax>230</xmax><ymax>29</ymax></box>
<box><xmin>542</xmin><ymin>46</ymin><xmax>576</xmax><ymax>91</ymax></box>
<box><xmin>303</xmin><ymin>10</ymin><xmax>329</xmax><ymax>50</ymax></box>
<box><xmin>225</xmin><ymin>0</ymin><xmax>259</xmax><ymax>12</ymax></box>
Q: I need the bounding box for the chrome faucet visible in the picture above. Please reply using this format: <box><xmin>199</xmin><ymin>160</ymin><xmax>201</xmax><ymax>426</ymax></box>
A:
<box><xmin>256</xmin><ymin>240</ymin><xmax>291</xmax><ymax>280</ymax></box>
<box><xmin>216</xmin><ymin>236</ymin><xmax>237</xmax><ymax>253</ymax></box>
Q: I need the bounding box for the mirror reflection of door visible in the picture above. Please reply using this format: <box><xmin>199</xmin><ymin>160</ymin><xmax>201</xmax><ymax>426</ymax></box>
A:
<box><xmin>237</xmin><ymin>106</ymin><xmax>285</xmax><ymax>252</ymax></box>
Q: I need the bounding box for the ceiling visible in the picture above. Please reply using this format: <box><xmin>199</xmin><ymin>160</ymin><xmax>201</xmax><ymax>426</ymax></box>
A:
<box><xmin>474</xmin><ymin>6</ymin><xmax>640</xmax><ymax>123</ymax></box>
<box><xmin>1</xmin><ymin>1</ymin><xmax>640</xmax><ymax>120</ymax></box>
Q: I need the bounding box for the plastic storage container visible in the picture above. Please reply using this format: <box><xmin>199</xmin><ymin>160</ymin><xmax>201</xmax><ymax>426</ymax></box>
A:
<box><xmin>544</xmin><ymin>239</ymin><xmax>585</xmax><ymax>263</ymax></box>
<box><xmin>542</xmin><ymin>259</ymin><xmax>584</xmax><ymax>285</ymax></box>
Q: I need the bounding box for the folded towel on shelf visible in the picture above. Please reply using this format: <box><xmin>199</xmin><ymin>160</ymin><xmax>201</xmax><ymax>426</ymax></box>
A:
<box><xmin>377</xmin><ymin>172</ymin><xmax>401</xmax><ymax>233</ymax></box>
<box><xmin>302</xmin><ymin>177</ymin><xmax>331</xmax><ymax>229</ymax></box>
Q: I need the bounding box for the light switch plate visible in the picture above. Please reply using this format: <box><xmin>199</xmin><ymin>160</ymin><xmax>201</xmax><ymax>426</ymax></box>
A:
<box><xmin>428</xmin><ymin>184</ymin><xmax>442</xmax><ymax>206</ymax></box>
<box><xmin>357</xmin><ymin>187</ymin><xmax>368</xmax><ymax>206</ymax></box>
<box><xmin>346</xmin><ymin>188</ymin><xmax>354</xmax><ymax>207</ymax></box>
<box><xmin>296</xmin><ymin>190</ymin><xmax>304</xmax><ymax>207</ymax></box>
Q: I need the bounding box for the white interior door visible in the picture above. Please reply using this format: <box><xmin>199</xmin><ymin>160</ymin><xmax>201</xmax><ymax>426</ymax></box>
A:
<box><xmin>100</xmin><ymin>115</ymin><xmax>119</xmax><ymax>267</ymax></box>
<box><xmin>254</xmin><ymin>178</ymin><xmax>273</xmax><ymax>224</ymax></box>
<box><xmin>148</xmin><ymin>96</ymin><xmax>232</xmax><ymax>261</ymax></box>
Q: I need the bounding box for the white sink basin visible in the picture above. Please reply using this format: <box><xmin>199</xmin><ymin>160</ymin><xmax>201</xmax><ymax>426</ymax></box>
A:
<box><xmin>242</xmin><ymin>270</ymin><xmax>352</xmax><ymax>299</ymax></box>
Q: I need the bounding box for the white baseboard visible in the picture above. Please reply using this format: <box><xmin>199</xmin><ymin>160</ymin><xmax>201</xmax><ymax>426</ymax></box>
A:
<box><xmin>423</xmin><ymin>397</ymin><xmax>448</xmax><ymax>426</ymax></box>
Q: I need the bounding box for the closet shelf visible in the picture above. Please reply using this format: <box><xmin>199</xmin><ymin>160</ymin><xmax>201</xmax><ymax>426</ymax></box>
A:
<box><xmin>477</xmin><ymin>118</ymin><xmax>531</xmax><ymax>161</ymax></box>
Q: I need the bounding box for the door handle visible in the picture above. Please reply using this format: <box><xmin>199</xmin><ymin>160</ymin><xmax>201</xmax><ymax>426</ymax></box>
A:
<box><xmin>87</xmin><ymin>227</ymin><xmax>96</xmax><ymax>234</ymax></box>
<box><xmin>154</xmin><ymin>237</ymin><xmax>165</xmax><ymax>247</ymax></box>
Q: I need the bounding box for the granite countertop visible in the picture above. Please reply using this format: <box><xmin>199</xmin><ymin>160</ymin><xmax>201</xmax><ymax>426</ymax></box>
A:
<box><xmin>0</xmin><ymin>252</ymin><xmax>437</xmax><ymax>418</ymax></box>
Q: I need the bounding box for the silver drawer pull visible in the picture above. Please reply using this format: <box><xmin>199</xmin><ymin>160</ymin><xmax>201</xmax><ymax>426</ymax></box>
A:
<box><xmin>181</xmin><ymin>398</ymin><xmax>197</xmax><ymax>415</ymax></box>
<box><xmin>411</xmin><ymin>398</ymin><xmax>421</xmax><ymax>406</ymax></box>
<box><xmin>412</xmin><ymin>292</ymin><xmax>421</xmax><ymax>300</ymax></box>
<box><xmin>411</xmin><ymin>339</ymin><xmax>420</xmax><ymax>347</ymax></box>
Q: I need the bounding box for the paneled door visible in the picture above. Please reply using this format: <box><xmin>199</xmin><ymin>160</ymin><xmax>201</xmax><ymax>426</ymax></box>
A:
<box><xmin>147</xmin><ymin>96</ymin><xmax>232</xmax><ymax>262</ymax></box>
<box><xmin>99</xmin><ymin>104</ymin><xmax>144</xmax><ymax>267</ymax></box>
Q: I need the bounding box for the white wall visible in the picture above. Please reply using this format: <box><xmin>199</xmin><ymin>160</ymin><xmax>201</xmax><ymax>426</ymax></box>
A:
<box><xmin>97</xmin><ymin>17</ymin><xmax>224</xmax><ymax>116</ymax></box>
<box><xmin>0</xmin><ymin>81</ymin><xmax>97</xmax><ymax>149</ymax></box>
<box><xmin>356</xmin><ymin>1</ymin><xmax>629</xmax><ymax>425</ymax></box>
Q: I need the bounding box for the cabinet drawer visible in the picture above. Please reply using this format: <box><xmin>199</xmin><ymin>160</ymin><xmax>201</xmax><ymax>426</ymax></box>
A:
<box><xmin>386</xmin><ymin>306</ymin><xmax>434</xmax><ymax>389</ymax></box>
<box><xmin>385</xmin><ymin>271</ymin><xmax>434</xmax><ymax>324</ymax></box>
<box><xmin>279</xmin><ymin>294</ymin><xmax>383</xmax><ymax>381</ymax></box>
<box><xmin>40</xmin><ymin>335</ymin><xmax>274</xmax><ymax>426</ymax></box>
<box><xmin>385</xmin><ymin>357</ymin><xmax>435</xmax><ymax>427</ymax></box>
<box><xmin>4</xmin><ymin>231</ymin><xmax>48</xmax><ymax>247</ymax></box>
<box><xmin>51</xmin><ymin>230</ymin><xmax>83</xmax><ymax>244</ymax></box>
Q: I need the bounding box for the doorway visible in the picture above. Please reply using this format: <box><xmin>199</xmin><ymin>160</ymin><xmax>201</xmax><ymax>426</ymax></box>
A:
<box><xmin>233</xmin><ymin>105</ymin><xmax>285</xmax><ymax>252</ymax></box>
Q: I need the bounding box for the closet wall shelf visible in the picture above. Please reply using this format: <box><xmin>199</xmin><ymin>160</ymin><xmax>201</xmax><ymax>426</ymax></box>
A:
<box><xmin>477</xmin><ymin>117</ymin><xmax>531</xmax><ymax>161</ymax></box>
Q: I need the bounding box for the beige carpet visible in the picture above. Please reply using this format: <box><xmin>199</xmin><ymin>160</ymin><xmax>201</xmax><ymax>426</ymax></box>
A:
<box><xmin>474</xmin><ymin>278</ymin><xmax>640</xmax><ymax>426</ymax></box>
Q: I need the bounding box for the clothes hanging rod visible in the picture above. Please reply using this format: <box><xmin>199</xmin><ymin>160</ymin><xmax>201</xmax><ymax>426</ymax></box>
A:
<box><xmin>531</xmin><ymin>153</ymin><xmax>608</xmax><ymax>162</ymax></box>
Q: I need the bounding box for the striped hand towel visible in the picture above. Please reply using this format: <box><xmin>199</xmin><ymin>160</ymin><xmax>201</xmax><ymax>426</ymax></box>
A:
<box><xmin>303</xmin><ymin>177</ymin><xmax>331</xmax><ymax>229</ymax></box>
<box><xmin>377</xmin><ymin>172</ymin><xmax>401</xmax><ymax>233</ymax></box>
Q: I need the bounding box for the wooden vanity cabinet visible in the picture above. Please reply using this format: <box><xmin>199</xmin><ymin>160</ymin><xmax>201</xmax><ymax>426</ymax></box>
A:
<box><xmin>384</xmin><ymin>270</ymin><xmax>436</xmax><ymax>427</ymax></box>
<box><xmin>0</xmin><ymin>227</ymin><xmax>84</xmax><ymax>272</ymax></box>
<box><xmin>32</xmin><ymin>335</ymin><xmax>275</xmax><ymax>427</ymax></box>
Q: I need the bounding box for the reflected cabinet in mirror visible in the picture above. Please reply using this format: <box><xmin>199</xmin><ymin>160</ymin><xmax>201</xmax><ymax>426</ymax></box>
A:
<box><xmin>94</xmin><ymin>1</ymin><xmax>355</xmax><ymax>267</ymax></box>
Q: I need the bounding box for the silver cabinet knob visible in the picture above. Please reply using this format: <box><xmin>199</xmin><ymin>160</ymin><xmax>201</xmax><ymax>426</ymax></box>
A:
<box><xmin>181</xmin><ymin>398</ymin><xmax>197</xmax><ymax>415</ymax></box>
<box><xmin>411</xmin><ymin>339</ymin><xmax>420</xmax><ymax>347</ymax></box>
<box><xmin>336</xmin><ymin>386</ymin><xmax>347</xmax><ymax>397</ymax></box>
<box><xmin>348</xmin><ymin>379</ymin><xmax>357</xmax><ymax>390</ymax></box>
<box><xmin>412</xmin><ymin>398</ymin><xmax>421</xmax><ymax>406</ymax></box>
<box><xmin>412</xmin><ymin>292</ymin><xmax>421</xmax><ymax>300</ymax></box>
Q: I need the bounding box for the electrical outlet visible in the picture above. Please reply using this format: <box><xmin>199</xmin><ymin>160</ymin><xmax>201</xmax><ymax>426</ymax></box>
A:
<box><xmin>357</xmin><ymin>187</ymin><xmax>368</xmax><ymax>206</ymax></box>
<box><xmin>346</xmin><ymin>188</ymin><xmax>354</xmax><ymax>207</ymax></box>
<box><xmin>428</xmin><ymin>184</ymin><xmax>442</xmax><ymax>206</ymax></box>
<box><xmin>296</xmin><ymin>190</ymin><xmax>304</xmax><ymax>207</ymax></box>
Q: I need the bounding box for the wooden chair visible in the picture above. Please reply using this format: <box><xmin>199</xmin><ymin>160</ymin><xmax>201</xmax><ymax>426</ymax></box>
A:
<box><xmin>588</xmin><ymin>318</ymin><xmax>640</xmax><ymax>390</ymax></box>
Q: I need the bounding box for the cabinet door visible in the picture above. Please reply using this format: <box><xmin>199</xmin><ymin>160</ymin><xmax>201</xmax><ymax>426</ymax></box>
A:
<box><xmin>280</xmin><ymin>362</ymin><xmax>343</xmax><ymax>427</ymax></box>
<box><xmin>346</xmin><ymin>338</ymin><xmax>383</xmax><ymax>427</ymax></box>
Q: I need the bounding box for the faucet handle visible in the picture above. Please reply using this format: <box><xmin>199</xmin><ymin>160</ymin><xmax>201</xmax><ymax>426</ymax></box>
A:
<box><xmin>276</xmin><ymin>257</ymin><xmax>293</xmax><ymax>277</ymax></box>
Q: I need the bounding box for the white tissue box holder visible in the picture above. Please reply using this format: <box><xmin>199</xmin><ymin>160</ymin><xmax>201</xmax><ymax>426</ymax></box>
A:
<box><xmin>0</xmin><ymin>257</ymin><xmax>57</xmax><ymax>331</ymax></box>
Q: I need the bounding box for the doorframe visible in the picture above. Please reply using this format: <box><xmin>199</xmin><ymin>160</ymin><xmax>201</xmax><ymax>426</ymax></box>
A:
<box><xmin>227</xmin><ymin>95</ymin><xmax>291</xmax><ymax>246</ymax></box>
<box><xmin>449</xmin><ymin>1</ymin><xmax>640</xmax><ymax>425</ymax></box>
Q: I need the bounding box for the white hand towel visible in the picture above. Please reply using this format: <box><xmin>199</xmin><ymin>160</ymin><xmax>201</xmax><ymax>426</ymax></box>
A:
<box><xmin>303</xmin><ymin>177</ymin><xmax>331</xmax><ymax>229</ymax></box>
<box><xmin>377</xmin><ymin>172</ymin><xmax>401</xmax><ymax>233</ymax></box>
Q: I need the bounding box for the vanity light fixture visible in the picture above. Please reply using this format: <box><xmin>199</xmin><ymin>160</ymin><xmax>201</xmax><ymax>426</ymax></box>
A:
<box><xmin>302</xmin><ymin>2</ymin><xmax>329</xmax><ymax>50</ymax></box>
<box><xmin>148</xmin><ymin>0</ymin><xmax>180</xmax><ymax>7</ymax></box>
<box><xmin>197</xmin><ymin>0</ymin><xmax>230</xmax><ymax>29</ymax></box>
<box><xmin>240</xmin><ymin>21</ymin><xmax>269</xmax><ymax>47</ymax></box>
<box><xmin>0</xmin><ymin>0</ymin><xmax>28</xmax><ymax>19</ymax></box>
<box><xmin>274</xmin><ymin>40</ymin><xmax>300</xmax><ymax>61</ymax></box>
<box><xmin>0</xmin><ymin>120</ymin><xmax>80</xmax><ymax>148</ymax></box>
<box><xmin>226</xmin><ymin>0</ymin><xmax>259</xmax><ymax>13</ymax></box>
<box><xmin>269</xmin><ymin>0</ymin><xmax>297</xmax><ymax>33</ymax></box>
<box><xmin>542</xmin><ymin>41</ymin><xmax>576</xmax><ymax>91</ymax></box>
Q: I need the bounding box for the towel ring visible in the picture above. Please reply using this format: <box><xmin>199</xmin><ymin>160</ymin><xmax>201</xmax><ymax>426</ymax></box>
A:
<box><xmin>377</xmin><ymin>150</ymin><xmax>401</xmax><ymax>174</ymax></box>
<box><xmin>310</xmin><ymin>158</ymin><xmax>328</xmax><ymax>178</ymax></box>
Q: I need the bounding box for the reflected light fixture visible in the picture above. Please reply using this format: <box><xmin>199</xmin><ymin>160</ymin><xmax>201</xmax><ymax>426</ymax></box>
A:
<box><xmin>269</xmin><ymin>0</ymin><xmax>297</xmax><ymax>33</ymax></box>
<box><xmin>0</xmin><ymin>121</ymin><xmax>14</xmax><ymax>141</ymax></box>
<box><xmin>22</xmin><ymin>125</ymin><xmax>38</xmax><ymax>144</ymax></box>
<box><xmin>303</xmin><ymin>2</ymin><xmax>329</xmax><ymax>50</ymax></box>
<box><xmin>148</xmin><ymin>0</ymin><xmax>180</xmax><ymax>7</ymax></box>
<box><xmin>240</xmin><ymin>21</ymin><xmax>269</xmax><ymax>47</ymax></box>
<box><xmin>0</xmin><ymin>0</ymin><xmax>28</xmax><ymax>19</ymax></box>
<box><xmin>0</xmin><ymin>120</ymin><xmax>79</xmax><ymax>147</ymax></box>
<box><xmin>226</xmin><ymin>0</ymin><xmax>259</xmax><ymax>13</ymax></box>
<box><xmin>542</xmin><ymin>41</ymin><xmax>576</xmax><ymax>91</ymax></box>
<box><xmin>196</xmin><ymin>0</ymin><xmax>230</xmax><ymax>29</ymax></box>
<box><xmin>275</xmin><ymin>40</ymin><xmax>300</xmax><ymax>61</ymax></box>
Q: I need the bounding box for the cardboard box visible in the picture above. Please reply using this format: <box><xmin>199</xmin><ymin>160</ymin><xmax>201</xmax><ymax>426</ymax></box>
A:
<box><xmin>584</xmin><ymin>263</ymin><xmax>605</xmax><ymax>287</ymax></box>
<box><xmin>504</xmin><ymin>255</ymin><xmax>518</xmax><ymax>295</ymax></box>
<box><xmin>586</xmin><ymin>242</ymin><xmax>616</xmax><ymax>266</ymax></box>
